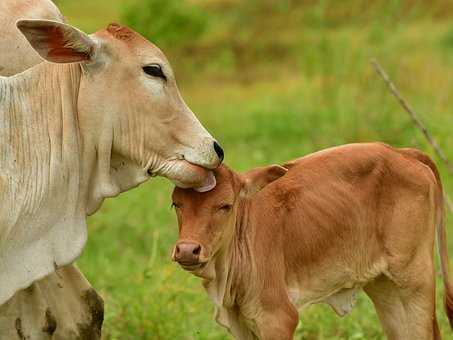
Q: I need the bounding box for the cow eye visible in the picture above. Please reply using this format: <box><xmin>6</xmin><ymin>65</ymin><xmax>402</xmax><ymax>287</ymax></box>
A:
<box><xmin>171</xmin><ymin>202</ymin><xmax>180</xmax><ymax>209</ymax></box>
<box><xmin>143</xmin><ymin>64</ymin><xmax>166</xmax><ymax>81</ymax></box>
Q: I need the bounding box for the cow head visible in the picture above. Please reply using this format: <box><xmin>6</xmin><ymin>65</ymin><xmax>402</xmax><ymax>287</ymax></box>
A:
<box><xmin>171</xmin><ymin>164</ymin><xmax>287</xmax><ymax>277</ymax></box>
<box><xmin>16</xmin><ymin>20</ymin><xmax>223</xmax><ymax>210</ymax></box>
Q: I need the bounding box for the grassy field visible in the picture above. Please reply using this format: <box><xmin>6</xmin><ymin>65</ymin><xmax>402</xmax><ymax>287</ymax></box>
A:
<box><xmin>56</xmin><ymin>1</ymin><xmax>453</xmax><ymax>339</ymax></box>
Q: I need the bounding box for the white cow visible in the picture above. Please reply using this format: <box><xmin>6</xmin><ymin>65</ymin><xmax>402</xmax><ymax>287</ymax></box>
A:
<box><xmin>0</xmin><ymin>3</ymin><xmax>104</xmax><ymax>339</ymax></box>
<box><xmin>0</xmin><ymin>3</ymin><xmax>99</xmax><ymax>338</ymax></box>
<box><xmin>0</xmin><ymin>4</ymin><xmax>223</xmax><ymax>339</ymax></box>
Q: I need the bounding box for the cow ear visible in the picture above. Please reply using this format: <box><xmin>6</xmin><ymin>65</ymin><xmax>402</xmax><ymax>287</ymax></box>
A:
<box><xmin>16</xmin><ymin>19</ymin><xmax>96</xmax><ymax>64</ymax></box>
<box><xmin>242</xmin><ymin>164</ymin><xmax>287</xmax><ymax>196</ymax></box>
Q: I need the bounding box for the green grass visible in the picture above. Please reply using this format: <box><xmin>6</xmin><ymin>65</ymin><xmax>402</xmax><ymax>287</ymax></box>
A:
<box><xmin>54</xmin><ymin>0</ymin><xmax>453</xmax><ymax>338</ymax></box>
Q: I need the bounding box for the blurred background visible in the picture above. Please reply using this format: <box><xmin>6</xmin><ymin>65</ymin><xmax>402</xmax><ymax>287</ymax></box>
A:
<box><xmin>53</xmin><ymin>0</ymin><xmax>453</xmax><ymax>338</ymax></box>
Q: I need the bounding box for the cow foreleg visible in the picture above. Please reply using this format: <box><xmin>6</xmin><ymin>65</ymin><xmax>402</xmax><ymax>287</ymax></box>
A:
<box><xmin>0</xmin><ymin>264</ymin><xmax>103</xmax><ymax>340</ymax></box>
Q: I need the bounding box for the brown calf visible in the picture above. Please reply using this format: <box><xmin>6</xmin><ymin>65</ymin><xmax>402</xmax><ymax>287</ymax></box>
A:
<box><xmin>171</xmin><ymin>142</ymin><xmax>453</xmax><ymax>340</ymax></box>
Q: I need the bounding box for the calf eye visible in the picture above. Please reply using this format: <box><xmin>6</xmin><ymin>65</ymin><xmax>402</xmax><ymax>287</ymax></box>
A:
<box><xmin>171</xmin><ymin>202</ymin><xmax>180</xmax><ymax>209</ymax></box>
<box><xmin>219</xmin><ymin>204</ymin><xmax>232</xmax><ymax>212</ymax></box>
<box><xmin>143</xmin><ymin>64</ymin><xmax>167</xmax><ymax>81</ymax></box>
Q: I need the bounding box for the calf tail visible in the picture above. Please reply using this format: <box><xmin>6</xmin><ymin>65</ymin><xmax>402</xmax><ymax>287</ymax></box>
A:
<box><xmin>436</xmin><ymin>181</ymin><xmax>453</xmax><ymax>330</ymax></box>
<box><xmin>400</xmin><ymin>148</ymin><xmax>453</xmax><ymax>329</ymax></box>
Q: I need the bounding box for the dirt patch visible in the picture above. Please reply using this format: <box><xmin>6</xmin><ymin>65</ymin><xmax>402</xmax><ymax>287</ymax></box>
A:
<box><xmin>15</xmin><ymin>317</ymin><xmax>29</xmax><ymax>340</ymax></box>
<box><xmin>42</xmin><ymin>308</ymin><xmax>57</xmax><ymax>335</ymax></box>
<box><xmin>76</xmin><ymin>289</ymin><xmax>104</xmax><ymax>339</ymax></box>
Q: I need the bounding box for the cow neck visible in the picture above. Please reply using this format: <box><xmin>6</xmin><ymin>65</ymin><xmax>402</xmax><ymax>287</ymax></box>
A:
<box><xmin>76</xmin><ymin>65</ymin><xmax>119</xmax><ymax>215</ymax></box>
<box><xmin>76</xmin><ymin>75</ymin><xmax>150</xmax><ymax>217</ymax></box>
<box><xmin>4</xmin><ymin>62</ymin><xmax>121</xmax><ymax>216</ymax></box>
<box><xmin>1</xmin><ymin>62</ymin><xmax>83</xmax><ymax>212</ymax></box>
<box><xmin>0</xmin><ymin>62</ymin><xmax>88</xmax><ymax>305</ymax></box>
<box><xmin>6</xmin><ymin>62</ymin><xmax>104</xmax><ymax>214</ymax></box>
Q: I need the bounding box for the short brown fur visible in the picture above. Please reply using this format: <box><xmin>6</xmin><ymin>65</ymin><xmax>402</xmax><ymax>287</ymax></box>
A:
<box><xmin>106</xmin><ymin>23</ymin><xmax>135</xmax><ymax>41</ymax></box>
<box><xmin>172</xmin><ymin>142</ymin><xmax>452</xmax><ymax>340</ymax></box>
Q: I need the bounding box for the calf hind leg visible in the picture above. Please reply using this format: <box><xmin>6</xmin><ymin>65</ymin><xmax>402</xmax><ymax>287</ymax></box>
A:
<box><xmin>364</xmin><ymin>271</ymin><xmax>439</xmax><ymax>340</ymax></box>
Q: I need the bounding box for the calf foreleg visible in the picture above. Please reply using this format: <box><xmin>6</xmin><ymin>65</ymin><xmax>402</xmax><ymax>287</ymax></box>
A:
<box><xmin>255</xmin><ymin>292</ymin><xmax>299</xmax><ymax>340</ymax></box>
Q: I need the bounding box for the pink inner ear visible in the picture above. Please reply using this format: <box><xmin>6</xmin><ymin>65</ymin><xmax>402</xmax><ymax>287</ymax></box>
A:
<box><xmin>33</xmin><ymin>24</ymin><xmax>90</xmax><ymax>62</ymax></box>
<box><xmin>47</xmin><ymin>48</ymin><xmax>90</xmax><ymax>63</ymax></box>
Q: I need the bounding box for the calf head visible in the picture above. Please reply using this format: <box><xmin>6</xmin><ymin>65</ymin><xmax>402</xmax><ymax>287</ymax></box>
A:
<box><xmin>171</xmin><ymin>164</ymin><xmax>287</xmax><ymax>277</ymax></box>
<box><xmin>16</xmin><ymin>20</ymin><xmax>223</xmax><ymax>208</ymax></box>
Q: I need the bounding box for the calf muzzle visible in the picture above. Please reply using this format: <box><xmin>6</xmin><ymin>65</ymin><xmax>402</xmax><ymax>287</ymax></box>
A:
<box><xmin>173</xmin><ymin>241</ymin><xmax>203</xmax><ymax>267</ymax></box>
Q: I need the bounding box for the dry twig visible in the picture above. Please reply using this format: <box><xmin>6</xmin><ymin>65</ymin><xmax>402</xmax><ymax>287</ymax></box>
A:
<box><xmin>371</xmin><ymin>58</ymin><xmax>453</xmax><ymax>214</ymax></box>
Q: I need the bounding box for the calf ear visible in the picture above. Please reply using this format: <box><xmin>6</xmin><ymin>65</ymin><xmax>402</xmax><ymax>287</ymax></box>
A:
<box><xmin>16</xmin><ymin>19</ymin><xmax>96</xmax><ymax>64</ymax></box>
<box><xmin>242</xmin><ymin>164</ymin><xmax>288</xmax><ymax>196</ymax></box>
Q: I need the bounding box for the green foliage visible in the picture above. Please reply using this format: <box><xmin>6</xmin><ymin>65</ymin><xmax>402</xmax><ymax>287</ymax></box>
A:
<box><xmin>122</xmin><ymin>0</ymin><xmax>208</xmax><ymax>49</ymax></box>
<box><xmin>441</xmin><ymin>27</ymin><xmax>453</xmax><ymax>50</ymax></box>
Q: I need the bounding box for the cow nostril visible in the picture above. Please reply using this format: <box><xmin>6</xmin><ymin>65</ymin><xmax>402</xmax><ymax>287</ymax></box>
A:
<box><xmin>175</xmin><ymin>245</ymin><xmax>180</xmax><ymax>255</ymax></box>
<box><xmin>192</xmin><ymin>245</ymin><xmax>201</xmax><ymax>256</ymax></box>
<box><xmin>213</xmin><ymin>141</ymin><xmax>224</xmax><ymax>163</ymax></box>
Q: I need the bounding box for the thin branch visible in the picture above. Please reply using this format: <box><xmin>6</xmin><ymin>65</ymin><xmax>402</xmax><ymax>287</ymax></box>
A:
<box><xmin>371</xmin><ymin>58</ymin><xmax>453</xmax><ymax>214</ymax></box>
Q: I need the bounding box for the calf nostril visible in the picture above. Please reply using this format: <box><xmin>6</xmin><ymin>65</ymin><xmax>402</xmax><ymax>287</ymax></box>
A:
<box><xmin>192</xmin><ymin>245</ymin><xmax>201</xmax><ymax>256</ymax></box>
<box><xmin>213</xmin><ymin>141</ymin><xmax>224</xmax><ymax>163</ymax></box>
<box><xmin>175</xmin><ymin>245</ymin><xmax>180</xmax><ymax>255</ymax></box>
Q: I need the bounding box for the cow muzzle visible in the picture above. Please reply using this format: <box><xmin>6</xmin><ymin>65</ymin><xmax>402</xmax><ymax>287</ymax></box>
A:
<box><xmin>182</xmin><ymin>138</ymin><xmax>224</xmax><ymax>170</ymax></box>
<box><xmin>213</xmin><ymin>141</ymin><xmax>224</xmax><ymax>164</ymax></box>
<box><xmin>172</xmin><ymin>241</ymin><xmax>207</xmax><ymax>270</ymax></box>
